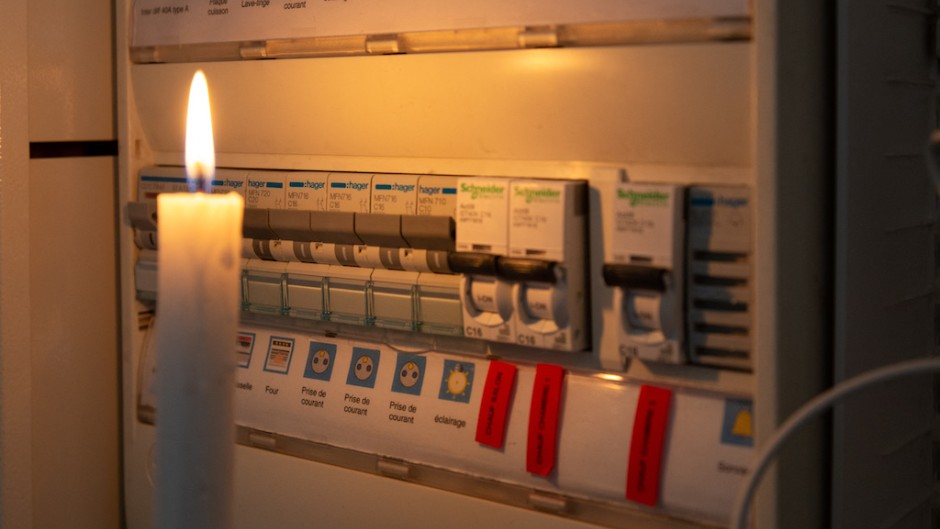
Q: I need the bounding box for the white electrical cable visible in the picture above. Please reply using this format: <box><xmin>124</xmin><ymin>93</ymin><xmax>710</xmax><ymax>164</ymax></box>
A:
<box><xmin>927</xmin><ymin>130</ymin><xmax>940</xmax><ymax>197</ymax></box>
<box><xmin>731</xmin><ymin>356</ymin><xmax>940</xmax><ymax>529</ymax></box>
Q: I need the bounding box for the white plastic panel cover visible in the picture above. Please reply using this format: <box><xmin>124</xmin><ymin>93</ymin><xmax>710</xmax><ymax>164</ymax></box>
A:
<box><xmin>135</xmin><ymin>323</ymin><xmax>754</xmax><ymax>526</ymax></box>
<box><xmin>132</xmin><ymin>0</ymin><xmax>749</xmax><ymax>47</ymax></box>
<box><xmin>130</xmin><ymin>43</ymin><xmax>751</xmax><ymax>177</ymax></box>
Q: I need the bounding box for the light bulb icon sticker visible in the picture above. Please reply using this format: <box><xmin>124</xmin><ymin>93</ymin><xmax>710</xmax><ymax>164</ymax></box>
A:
<box><xmin>303</xmin><ymin>341</ymin><xmax>336</xmax><ymax>381</ymax></box>
<box><xmin>346</xmin><ymin>347</ymin><xmax>380</xmax><ymax>388</ymax></box>
<box><xmin>391</xmin><ymin>353</ymin><xmax>426</xmax><ymax>396</ymax></box>
<box><xmin>438</xmin><ymin>359</ymin><xmax>475</xmax><ymax>403</ymax></box>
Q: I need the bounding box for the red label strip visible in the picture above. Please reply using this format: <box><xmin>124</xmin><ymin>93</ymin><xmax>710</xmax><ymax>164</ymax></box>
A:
<box><xmin>526</xmin><ymin>363</ymin><xmax>566</xmax><ymax>476</ymax></box>
<box><xmin>626</xmin><ymin>384</ymin><xmax>673</xmax><ymax>506</ymax></box>
<box><xmin>475</xmin><ymin>360</ymin><xmax>517</xmax><ymax>448</ymax></box>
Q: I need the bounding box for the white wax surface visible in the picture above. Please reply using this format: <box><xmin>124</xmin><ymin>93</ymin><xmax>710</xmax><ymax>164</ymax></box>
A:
<box><xmin>154</xmin><ymin>192</ymin><xmax>243</xmax><ymax>529</ymax></box>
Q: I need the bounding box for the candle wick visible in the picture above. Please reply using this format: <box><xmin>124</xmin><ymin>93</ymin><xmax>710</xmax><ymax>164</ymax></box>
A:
<box><xmin>189</xmin><ymin>164</ymin><xmax>211</xmax><ymax>194</ymax></box>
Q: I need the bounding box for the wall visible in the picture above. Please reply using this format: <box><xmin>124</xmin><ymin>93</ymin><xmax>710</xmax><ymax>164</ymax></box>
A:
<box><xmin>0</xmin><ymin>0</ymin><xmax>121</xmax><ymax>527</ymax></box>
<box><xmin>834</xmin><ymin>2</ymin><xmax>939</xmax><ymax>528</ymax></box>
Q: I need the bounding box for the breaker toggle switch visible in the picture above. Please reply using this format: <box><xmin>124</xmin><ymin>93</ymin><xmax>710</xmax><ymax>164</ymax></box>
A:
<box><xmin>459</xmin><ymin>275</ymin><xmax>514</xmax><ymax>338</ymax></box>
<box><xmin>601</xmin><ymin>264</ymin><xmax>668</xmax><ymax>292</ymax></box>
<box><xmin>496</xmin><ymin>257</ymin><xmax>558</xmax><ymax>284</ymax></box>
<box><xmin>469</xmin><ymin>278</ymin><xmax>501</xmax><ymax>314</ymax></box>
<box><xmin>523</xmin><ymin>284</ymin><xmax>556</xmax><ymax>321</ymax></box>
<box><xmin>602</xmin><ymin>263</ymin><xmax>671</xmax><ymax>332</ymax></box>
<box><xmin>497</xmin><ymin>257</ymin><xmax>571</xmax><ymax>342</ymax></box>
<box><xmin>517</xmin><ymin>281</ymin><xmax>569</xmax><ymax>336</ymax></box>
<box><xmin>448</xmin><ymin>251</ymin><xmax>499</xmax><ymax>276</ymax></box>
<box><xmin>625</xmin><ymin>292</ymin><xmax>663</xmax><ymax>331</ymax></box>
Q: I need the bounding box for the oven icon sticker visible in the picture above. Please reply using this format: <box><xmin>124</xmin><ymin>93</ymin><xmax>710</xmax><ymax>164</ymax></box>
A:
<box><xmin>438</xmin><ymin>360</ymin><xmax>474</xmax><ymax>403</ymax></box>
<box><xmin>346</xmin><ymin>347</ymin><xmax>380</xmax><ymax>388</ymax></box>
<box><xmin>391</xmin><ymin>353</ymin><xmax>426</xmax><ymax>396</ymax></box>
<box><xmin>263</xmin><ymin>336</ymin><xmax>295</xmax><ymax>374</ymax></box>
<box><xmin>303</xmin><ymin>341</ymin><xmax>336</xmax><ymax>381</ymax></box>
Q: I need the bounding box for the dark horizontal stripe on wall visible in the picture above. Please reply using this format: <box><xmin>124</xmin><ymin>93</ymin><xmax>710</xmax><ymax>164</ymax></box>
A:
<box><xmin>29</xmin><ymin>140</ymin><xmax>118</xmax><ymax>159</ymax></box>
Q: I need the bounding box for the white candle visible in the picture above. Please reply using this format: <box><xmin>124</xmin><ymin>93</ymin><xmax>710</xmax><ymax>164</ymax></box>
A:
<box><xmin>154</xmin><ymin>71</ymin><xmax>243</xmax><ymax>529</ymax></box>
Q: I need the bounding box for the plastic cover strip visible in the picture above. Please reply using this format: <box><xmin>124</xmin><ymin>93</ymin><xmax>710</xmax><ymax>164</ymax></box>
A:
<box><xmin>130</xmin><ymin>17</ymin><xmax>751</xmax><ymax>64</ymax></box>
<box><xmin>139</xmin><ymin>381</ymin><xmax>731</xmax><ymax>529</ymax></box>
<box><xmin>227</xmin><ymin>426</ymin><xmax>716</xmax><ymax>529</ymax></box>
<box><xmin>137</xmin><ymin>319</ymin><xmax>753</xmax><ymax>527</ymax></box>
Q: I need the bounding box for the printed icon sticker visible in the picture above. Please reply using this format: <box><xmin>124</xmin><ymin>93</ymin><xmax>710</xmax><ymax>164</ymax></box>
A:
<box><xmin>303</xmin><ymin>341</ymin><xmax>336</xmax><ymax>381</ymax></box>
<box><xmin>626</xmin><ymin>384</ymin><xmax>672</xmax><ymax>506</ymax></box>
<box><xmin>475</xmin><ymin>360</ymin><xmax>517</xmax><ymax>448</ymax></box>
<box><xmin>236</xmin><ymin>331</ymin><xmax>255</xmax><ymax>369</ymax></box>
<box><xmin>438</xmin><ymin>360</ymin><xmax>475</xmax><ymax>403</ymax></box>
<box><xmin>526</xmin><ymin>363</ymin><xmax>566</xmax><ymax>476</ymax></box>
<box><xmin>263</xmin><ymin>335</ymin><xmax>295</xmax><ymax>374</ymax></box>
<box><xmin>721</xmin><ymin>399</ymin><xmax>754</xmax><ymax>447</ymax></box>
<box><xmin>391</xmin><ymin>353</ymin><xmax>427</xmax><ymax>396</ymax></box>
<box><xmin>346</xmin><ymin>347</ymin><xmax>380</xmax><ymax>388</ymax></box>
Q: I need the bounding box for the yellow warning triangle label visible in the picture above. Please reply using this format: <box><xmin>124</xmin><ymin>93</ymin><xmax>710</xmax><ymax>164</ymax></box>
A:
<box><xmin>732</xmin><ymin>409</ymin><xmax>753</xmax><ymax>438</ymax></box>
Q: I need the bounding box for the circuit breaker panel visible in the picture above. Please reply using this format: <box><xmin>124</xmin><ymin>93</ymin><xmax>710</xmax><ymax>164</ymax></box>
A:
<box><xmin>130</xmin><ymin>167</ymin><xmax>753</xmax><ymax>372</ymax></box>
<box><xmin>114</xmin><ymin>1</ymin><xmax>820</xmax><ymax>528</ymax></box>
<box><xmin>127</xmin><ymin>162</ymin><xmax>756</xmax><ymax>527</ymax></box>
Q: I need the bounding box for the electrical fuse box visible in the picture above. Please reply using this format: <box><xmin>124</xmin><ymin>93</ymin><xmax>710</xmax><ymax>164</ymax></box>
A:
<box><xmin>686</xmin><ymin>186</ymin><xmax>753</xmax><ymax>371</ymax></box>
<box><xmin>591</xmin><ymin>173</ymin><xmax>686</xmax><ymax>365</ymax></box>
<box><xmin>455</xmin><ymin>178</ymin><xmax>514</xmax><ymax>342</ymax></box>
<box><xmin>507</xmin><ymin>179</ymin><xmax>587</xmax><ymax>351</ymax></box>
<box><xmin>325</xmin><ymin>265</ymin><xmax>373</xmax><ymax>326</ymax></box>
<box><xmin>371</xmin><ymin>269</ymin><xmax>419</xmax><ymax>330</ymax></box>
<box><xmin>401</xmin><ymin>175</ymin><xmax>457</xmax><ymax>273</ymax></box>
<box><xmin>135</xmin><ymin>249</ymin><xmax>158</xmax><ymax>301</ymax></box>
<box><xmin>415</xmin><ymin>272</ymin><xmax>463</xmax><ymax>336</ymax></box>
<box><xmin>242</xmin><ymin>259</ymin><xmax>287</xmax><ymax>314</ymax></box>
<box><xmin>284</xmin><ymin>262</ymin><xmax>330</xmax><ymax>320</ymax></box>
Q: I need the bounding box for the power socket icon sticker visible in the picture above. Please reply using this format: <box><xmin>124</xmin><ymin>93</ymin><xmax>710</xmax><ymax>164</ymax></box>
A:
<box><xmin>346</xmin><ymin>347</ymin><xmax>380</xmax><ymax>388</ymax></box>
<box><xmin>391</xmin><ymin>353</ymin><xmax>427</xmax><ymax>396</ymax></box>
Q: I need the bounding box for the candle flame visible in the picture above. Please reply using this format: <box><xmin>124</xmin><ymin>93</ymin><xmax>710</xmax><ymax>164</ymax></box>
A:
<box><xmin>185</xmin><ymin>70</ymin><xmax>215</xmax><ymax>193</ymax></box>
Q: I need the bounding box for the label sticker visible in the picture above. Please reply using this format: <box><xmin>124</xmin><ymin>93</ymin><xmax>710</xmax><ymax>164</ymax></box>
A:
<box><xmin>391</xmin><ymin>353</ymin><xmax>427</xmax><ymax>396</ymax></box>
<box><xmin>456</xmin><ymin>177</ymin><xmax>510</xmax><ymax>254</ymax></box>
<box><xmin>526</xmin><ymin>363</ymin><xmax>566</xmax><ymax>476</ymax></box>
<box><xmin>475</xmin><ymin>360</ymin><xmax>517</xmax><ymax>448</ymax></box>
<box><xmin>246</xmin><ymin>171</ymin><xmax>286</xmax><ymax>209</ymax></box>
<box><xmin>509</xmin><ymin>180</ymin><xmax>568</xmax><ymax>260</ymax></box>
<box><xmin>626</xmin><ymin>385</ymin><xmax>673</xmax><ymax>506</ymax></box>
<box><xmin>417</xmin><ymin>175</ymin><xmax>459</xmax><ymax>217</ymax></box>
<box><xmin>720</xmin><ymin>399</ymin><xmax>754</xmax><ymax>447</ymax></box>
<box><xmin>139</xmin><ymin>172</ymin><xmax>187</xmax><ymax>200</ymax></box>
<box><xmin>303</xmin><ymin>341</ymin><xmax>336</xmax><ymax>381</ymax></box>
<box><xmin>286</xmin><ymin>171</ymin><xmax>329</xmax><ymax>211</ymax></box>
<box><xmin>263</xmin><ymin>335</ymin><xmax>295</xmax><ymax>374</ymax></box>
<box><xmin>610</xmin><ymin>183</ymin><xmax>682</xmax><ymax>265</ymax></box>
<box><xmin>346</xmin><ymin>347</ymin><xmax>380</xmax><ymax>388</ymax></box>
<box><xmin>328</xmin><ymin>173</ymin><xmax>372</xmax><ymax>213</ymax></box>
<box><xmin>236</xmin><ymin>331</ymin><xmax>255</xmax><ymax>368</ymax></box>
<box><xmin>438</xmin><ymin>360</ymin><xmax>475</xmax><ymax>403</ymax></box>
<box><xmin>371</xmin><ymin>174</ymin><xmax>418</xmax><ymax>215</ymax></box>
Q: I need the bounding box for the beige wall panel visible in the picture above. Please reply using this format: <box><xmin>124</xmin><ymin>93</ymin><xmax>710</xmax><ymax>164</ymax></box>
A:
<box><xmin>28</xmin><ymin>0</ymin><xmax>114</xmax><ymax>141</ymax></box>
<box><xmin>132</xmin><ymin>43</ymin><xmax>751</xmax><ymax>169</ymax></box>
<box><xmin>29</xmin><ymin>156</ymin><xmax>119</xmax><ymax>529</ymax></box>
